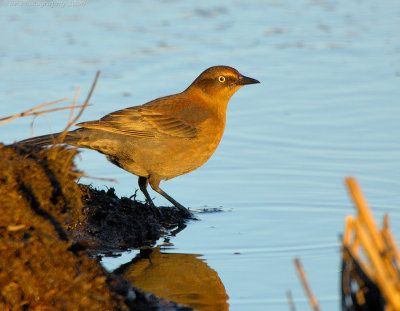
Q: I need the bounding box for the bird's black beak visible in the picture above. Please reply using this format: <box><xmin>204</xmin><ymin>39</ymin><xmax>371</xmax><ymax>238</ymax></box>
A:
<box><xmin>237</xmin><ymin>75</ymin><xmax>260</xmax><ymax>85</ymax></box>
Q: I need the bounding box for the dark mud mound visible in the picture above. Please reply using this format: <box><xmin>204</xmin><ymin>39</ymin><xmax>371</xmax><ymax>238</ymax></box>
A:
<box><xmin>75</xmin><ymin>185</ymin><xmax>189</xmax><ymax>254</ymax></box>
<box><xmin>0</xmin><ymin>144</ymin><xmax>192</xmax><ymax>310</ymax></box>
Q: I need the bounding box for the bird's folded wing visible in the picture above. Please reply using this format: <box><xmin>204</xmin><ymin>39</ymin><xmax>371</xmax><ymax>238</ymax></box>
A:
<box><xmin>76</xmin><ymin>106</ymin><xmax>198</xmax><ymax>139</ymax></box>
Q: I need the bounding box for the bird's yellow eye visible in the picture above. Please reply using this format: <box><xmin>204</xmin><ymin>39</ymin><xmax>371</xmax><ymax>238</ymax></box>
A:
<box><xmin>218</xmin><ymin>76</ymin><xmax>226</xmax><ymax>83</ymax></box>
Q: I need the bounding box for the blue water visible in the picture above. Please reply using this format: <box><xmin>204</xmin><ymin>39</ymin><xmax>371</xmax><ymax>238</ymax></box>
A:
<box><xmin>1</xmin><ymin>1</ymin><xmax>400</xmax><ymax>310</ymax></box>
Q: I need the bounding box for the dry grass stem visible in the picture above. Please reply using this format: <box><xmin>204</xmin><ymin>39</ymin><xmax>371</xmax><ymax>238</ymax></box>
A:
<box><xmin>69</xmin><ymin>86</ymin><xmax>81</xmax><ymax>125</ymax></box>
<box><xmin>59</xmin><ymin>71</ymin><xmax>101</xmax><ymax>143</ymax></box>
<box><xmin>80</xmin><ymin>174</ymin><xmax>119</xmax><ymax>184</ymax></box>
<box><xmin>29</xmin><ymin>104</ymin><xmax>92</xmax><ymax>116</ymax></box>
<box><xmin>0</xmin><ymin>97</ymin><xmax>69</xmax><ymax>125</ymax></box>
<box><xmin>294</xmin><ymin>257</ymin><xmax>320</xmax><ymax>311</ymax></box>
<box><xmin>286</xmin><ymin>290</ymin><xmax>296</xmax><ymax>311</ymax></box>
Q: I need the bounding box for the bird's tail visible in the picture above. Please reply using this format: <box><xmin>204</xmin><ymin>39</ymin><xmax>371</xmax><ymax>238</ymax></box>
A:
<box><xmin>18</xmin><ymin>132</ymin><xmax>68</xmax><ymax>146</ymax></box>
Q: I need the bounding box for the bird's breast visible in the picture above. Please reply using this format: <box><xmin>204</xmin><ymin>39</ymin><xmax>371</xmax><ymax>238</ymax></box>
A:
<box><xmin>146</xmin><ymin>116</ymin><xmax>225</xmax><ymax>179</ymax></box>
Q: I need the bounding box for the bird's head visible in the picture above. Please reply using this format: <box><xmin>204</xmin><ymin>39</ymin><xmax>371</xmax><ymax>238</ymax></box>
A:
<box><xmin>188</xmin><ymin>66</ymin><xmax>260</xmax><ymax>103</ymax></box>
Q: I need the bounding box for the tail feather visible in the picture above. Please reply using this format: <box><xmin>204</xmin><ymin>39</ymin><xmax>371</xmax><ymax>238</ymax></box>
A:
<box><xmin>18</xmin><ymin>132</ymin><xmax>64</xmax><ymax>146</ymax></box>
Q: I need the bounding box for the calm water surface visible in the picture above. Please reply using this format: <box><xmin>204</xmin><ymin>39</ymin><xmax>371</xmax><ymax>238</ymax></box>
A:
<box><xmin>1</xmin><ymin>1</ymin><xmax>400</xmax><ymax>310</ymax></box>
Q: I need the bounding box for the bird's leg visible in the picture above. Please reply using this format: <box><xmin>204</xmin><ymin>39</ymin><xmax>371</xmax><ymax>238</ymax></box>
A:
<box><xmin>138</xmin><ymin>176</ymin><xmax>161</xmax><ymax>216</ymax></box>
<box><xmin>148</xmin><ymin>178</ymin><xmax>191</xmax><ymax>216</ymax></box>
<box><xmin>138</xmin><ymin>176</ymin><xmax>152</xmax><ymax>203</ymax></box>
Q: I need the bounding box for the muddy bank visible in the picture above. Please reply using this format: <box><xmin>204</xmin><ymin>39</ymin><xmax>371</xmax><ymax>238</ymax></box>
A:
<box><xmin>0</xmin><ymin>143</ymin><xmax>192</xmax><ymax>310</ymax></box>
<box><xmin>75</xmin><ymin>184</ymin><xmax>189</xmax><ymax>255</ymax></box>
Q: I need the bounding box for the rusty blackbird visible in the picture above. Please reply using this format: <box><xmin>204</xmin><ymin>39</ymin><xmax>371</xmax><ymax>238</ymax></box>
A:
<box><xmin>20</xmin><ymin>66</ymin><xmax>259</xmax><ymax>214</ymax></box>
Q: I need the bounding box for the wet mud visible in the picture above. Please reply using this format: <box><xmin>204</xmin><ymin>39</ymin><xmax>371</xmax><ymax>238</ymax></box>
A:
<box><xmin>0</xmin><ymin>143</ymin><xmax>193</xmax><ymax>310</ymax></box>
<box><xmin>75</xmin><ymin>184</ymin><xmax>189</xmax><ymax>255</ymax></box>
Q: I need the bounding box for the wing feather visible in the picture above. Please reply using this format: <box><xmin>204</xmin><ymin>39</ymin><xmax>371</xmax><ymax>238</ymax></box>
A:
<box><xmin>76</xmin><ymin>104</ymin><xmax>199</xmax><ymax>139</ymax></box>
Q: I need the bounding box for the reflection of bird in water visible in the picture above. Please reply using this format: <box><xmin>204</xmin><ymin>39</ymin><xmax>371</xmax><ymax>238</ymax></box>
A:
<box><xmin>20</xmin><ymin>66</ymin><xmax>259</xmax><ymax>215</ymax></box>
<box><xmin>116</xmin><ymin>247</ymin><xmax>229</xmax><ymax>311</ymax></box>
